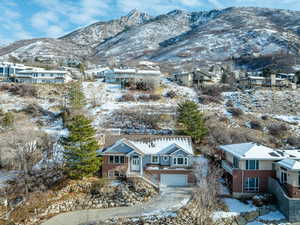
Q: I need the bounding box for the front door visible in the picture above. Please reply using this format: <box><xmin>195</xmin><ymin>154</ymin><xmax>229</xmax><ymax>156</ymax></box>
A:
<box><xmin>131</xmin><ymin>156</ymin><xmax>140</xmax><ymax>171</ymax></box>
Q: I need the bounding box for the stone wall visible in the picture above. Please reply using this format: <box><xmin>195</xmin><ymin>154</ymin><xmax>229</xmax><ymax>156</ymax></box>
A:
<box><xmin>268</xmin><ymin>177</ymin><xmax>300</xmax><ymax>222</ymax></box>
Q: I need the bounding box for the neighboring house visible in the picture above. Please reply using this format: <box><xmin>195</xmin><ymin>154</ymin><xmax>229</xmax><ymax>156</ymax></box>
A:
<box><xmin>85</xmin><ymin>67</ymin><xmax>109</xmax><ymax>78</ymax></box>
<box><xmin>0</xmin><ymin>62</ymin><xmax>30</xmax><ymax>81</ymax></box>
<box><xmin>0</xmin><ymin>62</ymin><xmax>72</xmax><ymax>84</ymax></box>
<box><xmin>104</xmin><ymin>68</ymin><xmax>161</xmax><ymax>88</ymax></box>
<box><xmin>12</xmin><ymin>69</ymin><xmax>72</xmax><ymax>84</ymax></box>
<box><xmin>100</xmin><ymin>135</ymin><xmax>196</xmax><ymax>187</ymax></box>
<box><xmin>239</xmin><ymin>74</ymin><xmax>296</xmax><ymax>89</ymax></box>
<box><xmin>173</xmin><ymin>70</ymin><xmax>215</xmax><ymax>87</ymax></box>
<box><xmin>219</xmin><ymin>142</ymin><xmax>300</xmax><ymax>222</ymax></box>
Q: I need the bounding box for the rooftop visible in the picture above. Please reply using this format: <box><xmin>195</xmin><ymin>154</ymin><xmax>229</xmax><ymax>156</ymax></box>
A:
<box><xmin>103</xmin><ymin>135</ymin><xmax>193</xmax><ymax>155</ymax></box>
<box><xmin>219</xmin><ymin>142</ymin><xmax>285</xmax><ymax>160</ymax></box>
<box><xmin>276</xmin><ymin>158</ymin><xmax>300</xmax><ymax>171</ymax></box>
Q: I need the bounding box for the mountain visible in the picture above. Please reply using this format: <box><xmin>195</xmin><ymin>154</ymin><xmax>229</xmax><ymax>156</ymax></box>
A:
<box><xmin>1</xmin><ymin>7</ymin><xmax>300</xmax><ymax>70</ymax></box>
<box><xmin>60</xmin><ymin>9</ymin><xmax>152</xmax><ymax>47</ymax></box>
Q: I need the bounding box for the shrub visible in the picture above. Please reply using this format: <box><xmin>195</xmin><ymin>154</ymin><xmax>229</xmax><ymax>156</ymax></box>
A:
<box><xmin>268</xmin><ymin>123</ymin><xmax>288</xmax><ymax>137</ymax></box>
<box><xmin>0</xmin><ymin>84</ymin><xmax>38</xmax><ymax>97</ymax></box>
<box><xmin>226</xmin><ymin>100</ymin><xmax>234</xmax><ymax>107</ymax></box>
<box><xmin>1</xmin><ymin>112</ymin><xmax>15</xmax><ymax>128</ymax></box>
<box><xmin>149</xmin><ymin>94</ymin><xmax>161</xmax><ymax>101</ymax></box>
<box><xmin>22</xmin><ymin>104</ymin><xmax>45</xmax><ymax>117</ymax></box>
<box><xmin>287</xmin><ymin>136</ymin><xmax>300</xmax><ymax>146</ymax></box>
<box><xmin>227</xmin><ymin>107</ymin><xmax>244</xmax><ymax>117</ymax></box>
<box><xmin>118</xmin><ymin>94</ymin><xmax>135</xmax><ymax>102</ymax></box>
<box><xmin>198</xmin><ymin>95</ymin><xmax>221</xmax><ymax>104</ymax></box>
<box><xmin>249</xmin><ymin>120</ymin><xmax>263</xmax><ymax>130</ymax></box>
<box><xmin>138</xmin><ymin>94</ymin><xmax>161</xmax><ymax>102</ymax></box>
<box><xmin>166</xmin><ymin>90</ymin><xmax>177</xmax><ymax>98</ymax></box>
<box><xmin>261</xmin><ymin>115</ymin><xmax>269</xmax><ymax>120</ymax></box>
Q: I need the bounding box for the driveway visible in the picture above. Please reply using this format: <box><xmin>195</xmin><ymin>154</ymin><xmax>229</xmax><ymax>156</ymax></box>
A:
<box><xmin>41</xmin><ymin>187</ymin><xmax>193</xmax><ymax>225</ymax></box>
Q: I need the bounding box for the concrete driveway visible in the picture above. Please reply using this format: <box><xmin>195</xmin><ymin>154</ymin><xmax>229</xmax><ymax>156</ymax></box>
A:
<box><xmin>41</xmin><ymin>187</ymin><xmax>193</xmax><ymax>225</ymax></box>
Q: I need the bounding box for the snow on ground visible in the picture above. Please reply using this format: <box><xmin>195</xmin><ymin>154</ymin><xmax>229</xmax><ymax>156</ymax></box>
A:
<box><xmin>246</xmin><ymin>221</ymin><xmax>265</xmax><ymax>225</ymax></box>
<box><xmin>82</xmin><ymin>79</ymin><xmax>198</xmax><ymax>128</ymax></box>
<box><xmin>258</xmin><ymin>210</ymin><xmax>286</xmax><ymax>221</ymax></box>
<box><xmin>0</xmin><ymin>171</ymin><xmax>18</xmax><ymax>188</ymax></box>
<box><xmin>213</xmin><ymin>198</ymin><xmax>257</xmax><ymax>221</ymax></box>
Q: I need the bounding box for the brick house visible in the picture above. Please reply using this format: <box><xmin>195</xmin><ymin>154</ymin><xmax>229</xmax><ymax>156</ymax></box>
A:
<box><xmin>219</xmin><ymin>142</ymin><xmax>300</xmax><ymax>222</ymax></box>
<box><xmin>99</xmin><ymin>135</ymin><xmax>196</xmax><ymax>187</ymax></box>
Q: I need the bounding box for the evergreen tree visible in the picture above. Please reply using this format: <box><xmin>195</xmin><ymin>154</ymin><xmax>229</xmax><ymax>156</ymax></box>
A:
<box><xmin>68</xmin><ymin>82</ymin><xmax>86</xmax><ymax>110</ymax></box>
<box><xmin>61</xmin><ymin>114</ymin><xmax>101</xmax><ymax>179</ymax></box>
<box><xmin>177</xmin><ymin>101</ymin><xmax>207</xmax><ymax>144</ymax></box>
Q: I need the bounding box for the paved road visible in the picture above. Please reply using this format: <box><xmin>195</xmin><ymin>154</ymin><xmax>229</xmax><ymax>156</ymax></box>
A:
<box><xmin>41</xmin><ymin>187</ymin><xmax>193</xmax><ymax>225</ymax></box>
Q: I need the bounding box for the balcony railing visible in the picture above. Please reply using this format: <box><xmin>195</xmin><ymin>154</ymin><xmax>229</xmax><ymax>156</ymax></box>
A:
<box><xmin>222</xmin><ymin>160</ymin><xmax>234</xmax><ymax>175</ymax></box>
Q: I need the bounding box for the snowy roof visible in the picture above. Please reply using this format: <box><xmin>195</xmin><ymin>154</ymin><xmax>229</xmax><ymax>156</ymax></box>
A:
<box><xmin>276</xmin><ymin>158</ymin><xmax>300</xmax><ymax>171</ymax></box>
<box><xmin>18</xmin><ymin>69</ymin><xmax>67</xmax><ymax>74</ymax></box>
<box><xmin>113</xmin><ymin>68</ymin><xmax>136</xmax><ymax>74</ymax></box>
<box><xmin>219</xmin><ymin>142</ymin><xmax>285</xmax><ymax>160</ymax></box>
<box><xmin>248</xmin><ymin>76</ymin><xmax>285</xmax><ymax>81</ymax></box>
<box><xmin>137</xmin><ymin>70</ymin><xmax>161</xmax><ymax>75</ymax></box>
<box><xmin>104</xmin><ymin>136</ymin><xmax>194</xmax><ymax>155</ymax></box>
<box><xmin>281</xmin><ymin>150</ymin><xmax>300</xmax><ymax>159</ymax></box>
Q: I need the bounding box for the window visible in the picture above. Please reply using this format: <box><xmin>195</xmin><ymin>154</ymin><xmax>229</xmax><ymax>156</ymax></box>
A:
<box><xmin>173</xmin><ymin>157</ymin><xmax>188</xmax><ymax>166</ymax></box>
<box><xmin>163</xmin><ymin>156</ymin><xmax>169</xmax><ymax>161</ymax></box>
<box><xmin>151</xmin><ymin>155</ymin><xmax>159</xmax><ymax>163</ymax></box>
<box><xmin>244</xmin><ymin>177</ymin><xmax>259</xmax><ymax>192</ymax></box>
<box><xmin>233</xmin><ymin>156</ymin><xmax>239</xmax><ymax>168</ymax></box>
<box><xmin>108</xmin><ymin>170</ymin><xmax>124</xmax><ymax>177</ymax></box>
<box><xmin>298</xmin><ymin>172</ymin><xmax>300</xmax><ymax>189</ymax></box>
<box><xmin>108</xmin><ymin>155</ymin><xmax>125</xmax><ymax>164</ymax></box>
<box><xmin>246</xmin><ymin>160</ymin><xmax>259</xmax><ymax>170</ymax></box>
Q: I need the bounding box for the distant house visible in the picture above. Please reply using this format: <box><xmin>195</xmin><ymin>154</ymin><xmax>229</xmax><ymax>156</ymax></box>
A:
<box><xmin>104</xmin><ymin>68</ymin><xmax>161</xmax><ymax>88</ymax></box>
<box><xmin>85</xmin><ymin>67</ymin><xmax>109</xmax><ymax>78</ymax></box>
<box><xmin>100</xmin><ymin>135</ymin><xmax>196</xmax><ymax>188</ymax></box>
<box><xmin>173</xmin><ymin>70</ymin><xmax>215</xmax><ymax>87</ymax></box>
<box><xmin>0</xmin><ymin>62</ymin><xmax>72</xmax><ymax>84</ymax></box>
<box><xmin>219</xmin><ymin>142</ymin><xmax>300</xmax><ymax>222</ymax></box>
<box><xmin>12</xmin><ymin>69</ymin><xmax>72</xmax><ymax>84</ymax></box>
<box><xmin>0</xmin><ymin>62</ymin><xmax>30</xmax><ymax>81</ymax></box>
<box><xmin>239</xmin><ymin>74</ymin><xmax>296</xmax><ymax>89</ymax></box>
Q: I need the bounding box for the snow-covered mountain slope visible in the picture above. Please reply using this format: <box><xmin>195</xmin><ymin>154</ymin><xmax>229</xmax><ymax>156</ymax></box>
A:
<box><xmin>0</xmin><ymin>38</ymin><xmax>91</xmax><ymax>63</ymax></box>
<box><xmin>1</xmin><ymin>7</ymin><xmax>300</xmax><ymax>68</ymax></box>
<box><xmin>60</xmin><ymin>9</ymin><xmax>152</xmax><ymax>47</ymax></box>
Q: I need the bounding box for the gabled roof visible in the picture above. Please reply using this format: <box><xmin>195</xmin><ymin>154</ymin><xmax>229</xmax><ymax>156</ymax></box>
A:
<box><xmin>219</xmin><ymin>142</ymin><xmax>285</xmax><ymax>160</ymax></box>
<box><xmin>276</xmin><ymin>158</ymin><xmax>300</xmax><ymax>171</ymax></box>
<box><xmin>101</xmin><ymin>135</ymin><xmax>193</xmax><ymax>155</ymax></box>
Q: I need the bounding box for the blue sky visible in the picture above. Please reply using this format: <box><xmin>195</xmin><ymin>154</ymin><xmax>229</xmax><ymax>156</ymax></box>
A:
<box><xmin>1</xmin><ymin>0</ymin><xmax>300</xmax><ymax>44</ymax></box>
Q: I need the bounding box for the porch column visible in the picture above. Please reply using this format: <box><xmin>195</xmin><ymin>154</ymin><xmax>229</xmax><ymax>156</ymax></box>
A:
<box><xmin>127</xmin><ymin>156</ymin><xmax>130</xmax><ymax>175</ymax></box>
<box><xmin>140</xmin><ymin>156</ymin><xmax>143</xmax><ymax>176</ymax></box>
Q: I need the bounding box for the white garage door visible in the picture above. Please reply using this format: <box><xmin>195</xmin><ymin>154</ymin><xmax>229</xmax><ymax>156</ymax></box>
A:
<box><xmin>160</xmin><ymin>174</ymin><xmax>188</xmax><ymax>187</ymax></box>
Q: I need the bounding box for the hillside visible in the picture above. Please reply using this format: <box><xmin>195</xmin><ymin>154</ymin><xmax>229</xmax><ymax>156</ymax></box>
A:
<box><xmin>1</xmin><ymin>7</ymin><xmax>300</xmax><ymax>69</ymax></box>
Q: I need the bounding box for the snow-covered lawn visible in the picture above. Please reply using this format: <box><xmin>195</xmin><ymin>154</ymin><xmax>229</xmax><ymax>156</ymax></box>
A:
<box><xmin>213</xmin><ymin>198</ymin><xmax>257</xmax><ymax>221</ymax></box>
<box><xmin>0</xmin><ymin>170</ymin><xmax>18</xmax><ymax>188</ymax></box>
<box><xmin>258</xmin><ymin>210</ymin><xmax>286</xmax><ymax>221</ymax></box>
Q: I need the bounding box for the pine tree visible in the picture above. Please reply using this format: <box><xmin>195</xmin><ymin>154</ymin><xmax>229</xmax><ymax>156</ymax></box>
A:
<box><xmin>177</xmin><ymin>101</ymin><xmax>207</xmax><ymax>144</ymax></box>
<box><xmin>68</xmin><ymin>82</ymin><xmax>86</xmax><ymax>110</ymax></box>
<box><xmin>61</xmin><ymin>114</ymin><xmax>101</xmax><ymax>179</ymax></box>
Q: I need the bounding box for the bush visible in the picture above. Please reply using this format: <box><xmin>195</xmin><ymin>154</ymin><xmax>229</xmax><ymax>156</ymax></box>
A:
<box><xmin>0</xmin><ymin>84</ymin><xmax>37</xmax><ymax>97</ymax></box>
<box><xmin>138</xmin><ymin>94</ymin><xmax>161</xmax><ymax>102</ymax></box>
<box><xmin>1</xmin><ymin>112</ymin><xmax>15</xmax><ymax>128</ymax></box>
<box><xmin>227</xmin><ymin>107</ymin><xmax>244</xmax><ymax>117</ymax></box>
<box><xmin>118</xmin><ymin>94</ymin><xmax>135</xmax><ymax>102</ymax></box>
<box><xmin>287</xmin><ymin>136</ymin><xmax>300</xmax><ymax>146</ymax></box>
<box><xmin>198</xmin><ymin>95</ymin><xmax>221</xmax><ymax>104</ymax></box>
<box><xmin>166</xmin><ymin>90</ymin><xmax>177</xmax><ymax>98</ymax></box>
<box><xmin>249</xmin><ymin>120</ymin><xmax>263</xmax><ymax>130</ymax></box>
<box><xmin>22</xmin><ymin>104</ymin><xmax>45</xmax><ymax>117</ymax></box>
<box><xmin>226</xmin><ymin>100</ymin><xmax>234</xmax><ymax>107</ymax></box>
<box><xmin>261</xmin><ymin>115</ymin><xmax>269</xmax><ymax>120</ymax></box>
<box><xmin>268</xmin><ymin>123</ymin><xmax>288</xmax><ymax>137</ymax></box>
